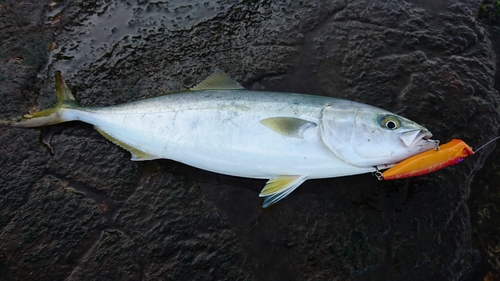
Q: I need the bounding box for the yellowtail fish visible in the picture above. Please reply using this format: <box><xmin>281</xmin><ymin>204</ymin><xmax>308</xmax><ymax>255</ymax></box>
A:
<box><xmin>0</xmin><ymin>70</ymin><xmax>437</xmax><ymax>207</ymax></box>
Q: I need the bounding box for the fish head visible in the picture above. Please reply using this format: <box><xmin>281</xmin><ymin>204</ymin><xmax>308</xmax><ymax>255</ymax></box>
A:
<box><xmin>320</xmin><ymin>103</ymin><xmax>436</xmax><ymax>167</ymax></box>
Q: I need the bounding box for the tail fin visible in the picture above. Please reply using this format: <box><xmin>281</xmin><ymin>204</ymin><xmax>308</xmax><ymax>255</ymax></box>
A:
<box><xmin>0</xmin><ymin>71</ymin><xmax>79</xmax><ymax>128</ymax></box>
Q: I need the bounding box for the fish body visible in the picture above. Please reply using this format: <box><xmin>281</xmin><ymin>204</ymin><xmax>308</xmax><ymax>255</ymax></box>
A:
<box><xmin>70</xmin><ymin>90</ymin><xmax>376</xmax><ymax>179</ymax></box>
<box><xmin>1</xmin><ymin>71</ymin><xmax>437</xmax><ymax>207</ymax></box>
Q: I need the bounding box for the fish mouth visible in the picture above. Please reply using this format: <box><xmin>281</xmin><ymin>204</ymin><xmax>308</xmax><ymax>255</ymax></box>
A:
<box><xmin>400</xmin><ymin>129</ymin><xmax>433</xmax><ymax>147</ymax></box>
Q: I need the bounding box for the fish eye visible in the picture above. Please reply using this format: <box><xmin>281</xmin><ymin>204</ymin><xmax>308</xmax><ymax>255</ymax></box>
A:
<box><xmin>379</xmin><ymin>115</ymin><xmax>400</xmax><ymax>130</ymax></box>
<box><xmin>385</xmin><ymin>120</ymin><xmax>397</xmax><ymax>129</ymax></box>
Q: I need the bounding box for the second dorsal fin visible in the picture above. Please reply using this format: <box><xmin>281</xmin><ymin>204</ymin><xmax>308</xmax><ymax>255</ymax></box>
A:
<box><xmin>190</xmin><ymin>70</ymin><xmax>245</xmax><ymax>90</ymax></box>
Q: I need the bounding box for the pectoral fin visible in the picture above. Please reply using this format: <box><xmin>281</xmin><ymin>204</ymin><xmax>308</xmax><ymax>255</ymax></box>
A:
<box><xmin>260</xmin><ymin>175</ymin><xmax>307</xmax><ymax>208</ymax></box>
<box><xmin>94</xmin><ymin>127</ymin><xmax>158</xmax><ymax>161</ymax></box>
<box><xmin>260</xmin><ymin>117</ymin><xmax>316</xmax><ymax>138</ymax></box>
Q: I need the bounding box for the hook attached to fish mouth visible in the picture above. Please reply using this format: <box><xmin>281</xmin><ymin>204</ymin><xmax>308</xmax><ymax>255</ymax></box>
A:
<box><xmin>428</xmin><ymin>139</ymin><xmax>440</xmax><ymax>150</ymax></box>
<box><xmin>399</xmin><ymin>129</ymin><xmax>434</xmax><ymax>147</ymax></box>
<box><xmin>418</xmin><ymin>130</ymin><xmax>440</xmax><ymax>150</ymax></box>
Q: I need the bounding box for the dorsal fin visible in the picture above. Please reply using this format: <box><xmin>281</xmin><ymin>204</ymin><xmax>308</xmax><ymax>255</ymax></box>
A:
<box><xmin>190</xmin><ymin>70</ymin><xmax>245</xmax><ymax>90</ymax></box>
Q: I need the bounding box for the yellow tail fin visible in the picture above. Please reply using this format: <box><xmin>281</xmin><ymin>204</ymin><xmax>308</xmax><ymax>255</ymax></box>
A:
<box><xmin>0</xmin><ymin>71</ymin><xmax>79</xmax><ymax>128</ymax></box>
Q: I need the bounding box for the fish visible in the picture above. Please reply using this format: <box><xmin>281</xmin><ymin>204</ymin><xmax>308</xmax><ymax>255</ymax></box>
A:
<box><xmin>381</xmin><ymin>139</ymin><xmax>474</xmax><ymax>180</ymax></box>
<box><xmin>0</xmin><ymin>70</ymin><xmax>437</xmax><ymax>207</ymax></box>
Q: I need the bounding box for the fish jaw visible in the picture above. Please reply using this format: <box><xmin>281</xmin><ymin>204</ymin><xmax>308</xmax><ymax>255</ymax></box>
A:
<box><xmin>398</xmin><ymin>123</ymin><xmax>433</xmax><ymax>147</ymax></box>
<box><xmin>395</xmin><ymin>123</ymin><xmax>438</xmax><ymax>161</ymax></box>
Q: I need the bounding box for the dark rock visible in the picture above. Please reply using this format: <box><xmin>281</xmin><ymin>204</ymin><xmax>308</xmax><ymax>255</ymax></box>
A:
<box><xmin>462</xmin><ymin>13</ymin><xmax>500</xmax><ymax>280</ymax></box>
<box><xmin>0</xmin><ymin>177</ymin><xmax>107</xmax><ymax>280</ymax></box>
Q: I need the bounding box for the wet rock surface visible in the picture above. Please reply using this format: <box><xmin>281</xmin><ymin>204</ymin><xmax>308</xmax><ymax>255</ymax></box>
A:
<box><xmin>465</xmin><ymin>5</ymin><xmax>500</xmax><ymax>279</ymax></box>
<box><xmin>0</xmin><ymin>0</ymin><xmax>499</xmax><ymax>280</ymax></box>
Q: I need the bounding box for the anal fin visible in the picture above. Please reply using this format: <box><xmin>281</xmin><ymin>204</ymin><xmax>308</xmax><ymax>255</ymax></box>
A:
<box><xmin>94</xmin><ymin>127</ymin><xmax>158</xmax><ymax>161</ymax></box>
<box><xmin>260</xmin><ymin>175</ymin><xmax>307</xmax><ymax>208</ymax></box>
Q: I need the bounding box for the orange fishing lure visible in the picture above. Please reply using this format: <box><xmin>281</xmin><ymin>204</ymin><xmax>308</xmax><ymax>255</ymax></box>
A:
<box><xmin>381</xmin><ymin>139</ymin><xmax>474</xmax><ymax>180</ymax></box>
